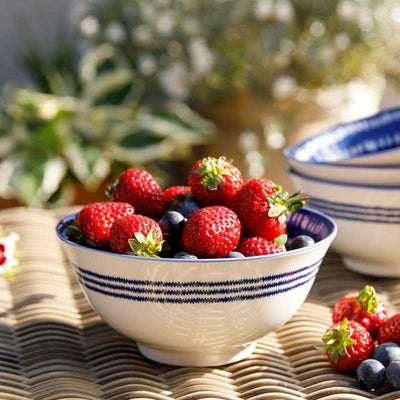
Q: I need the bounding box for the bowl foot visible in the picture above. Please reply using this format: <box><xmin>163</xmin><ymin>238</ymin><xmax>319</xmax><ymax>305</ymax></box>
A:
<box><xmin>136</xmin><ymin>341</ymin><xmax>257</xmax><ymax>367</ymax></box>
<box><xmin>343</xmin><ymin>257</ymin><xmax>400</xmax><ymax>278</ymax></box>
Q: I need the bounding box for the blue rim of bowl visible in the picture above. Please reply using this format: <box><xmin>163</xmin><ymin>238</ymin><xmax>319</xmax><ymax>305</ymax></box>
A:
<box><xmin>283</xmin><ymin>106</ymin><xmax>400</xmax><ymax>166</ymax></box>
<box><xmin>287</xmin><ymin>166</ymin><xmax>400</xmax><ymax>190</ymax></box>
<box><xmin>56</xmin><ymin>207</ymin><xmax>337</xmax><ymax>263</ymax></box>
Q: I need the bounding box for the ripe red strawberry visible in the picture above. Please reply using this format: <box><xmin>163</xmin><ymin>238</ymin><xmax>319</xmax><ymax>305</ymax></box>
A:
<box><xmin>378</xmin><ymin>313</ymin><xmax>400</xmax><ymax>345</ymax></box>
<box><xmin>163</xmin><ymin>186</ymin><xmax>191</xmax><ymax>207</ymax></box>
<box><xmin>110</xmin><ymin>215</ymin><xmax>163</xmax><ymax>256</ymax></box>
<box><xmin>232</xmin><ymin>178</ymin><xmax>308</xmax><ymax>241</ymax></box>
<box><xmin>236</xmin><ymin>237</ymin><xmax>283</xmax><ymax>257</ymax></box>
<box><xmin>332</xmin><ymin>285</ymin><xmax>388</xmax><ymax>338</ymax></box>
<box><xmin>318</xmin><ymin>318</ymin><xmax>375</xmax><ymax>372</ymax></box>
<box><xmin>182</xmin><ymin>206</ymin><xmax>241</xmax><ymax>258</ymax></box>
<box><xmin>189</xmin><ymin>156</ymin><xmax>243</xmax><ymax>206</ymax></box>
<box><xmin>70</xmin><ymin>202</ymin><xmax>135</xmax><ymax>249</ymax></box>
<box><xmin>108</xmin><ymin>169</ymin><xmax>165</xmax><ymax>217</ymax></box>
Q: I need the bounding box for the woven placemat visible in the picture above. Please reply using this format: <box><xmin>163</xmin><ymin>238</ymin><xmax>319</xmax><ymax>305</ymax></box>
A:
<box><xmin>0</xmin><ymin>206</ymin><xmax>399</xmax><ymax>400</ymax></box>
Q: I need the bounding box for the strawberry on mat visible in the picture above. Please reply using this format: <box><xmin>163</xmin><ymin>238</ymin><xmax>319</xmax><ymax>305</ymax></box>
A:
<box><xmin>332</xmin><ymin>285</ymin><xmax>388</xmax><ymax>338</ymax></box>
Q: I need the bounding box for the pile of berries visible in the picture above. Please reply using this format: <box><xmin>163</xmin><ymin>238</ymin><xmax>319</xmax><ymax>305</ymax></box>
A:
<box><xmin>319</xmin><ymin>285</ymin><xmax>400</xmax><ymax>391</ymax></box>
<box><xmin>67</xmin><ymin>156</ymin><xmax>312</xmax><ymax>259</ymax></box>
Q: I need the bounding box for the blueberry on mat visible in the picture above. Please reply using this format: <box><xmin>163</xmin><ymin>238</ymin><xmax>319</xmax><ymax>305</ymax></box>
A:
<box><xmin>373</xmin><ymin>343</ymin><xmax>400</xmax><ymax>367</ymax></box>
<box><xmin>387</xmin><ymin>361</ymin><xmax>400</xmax><ymax>389</ymax></box>
<box><xmin>356</xmin><ymin>359</ymin><xmax>386</xmax><ymax>390</ymax></box>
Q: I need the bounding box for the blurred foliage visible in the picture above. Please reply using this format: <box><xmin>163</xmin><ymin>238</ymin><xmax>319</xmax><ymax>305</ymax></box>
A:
<box><xmin>1</xmin><ymin>0</ymin><xmax>399</xmax><ymax>205</ymax></box>
<box><xmin>74</xmin><ymin>0</ymin><xmax>398</xmax><ymax>105</ymax></box>
<box><xmin>0</xmin><ymin>44</ymin><xmax>214</xmax><ymax>207</ymax></box>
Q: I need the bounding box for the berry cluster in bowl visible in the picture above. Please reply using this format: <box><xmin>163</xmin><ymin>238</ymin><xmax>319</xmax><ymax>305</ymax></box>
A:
<box><xmin>319</xmin><ymin>285</ymin><xmax>400</xmax><ymax>391</ymax></box>
<box><xmin>67</xmin><ymin>156</ymin><xmax>312</xmax><ymax>259</ymax></box>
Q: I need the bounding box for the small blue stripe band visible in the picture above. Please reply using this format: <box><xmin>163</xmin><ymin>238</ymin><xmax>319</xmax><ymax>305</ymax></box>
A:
<box><xmin>77</xmin><ymin>258</ymin><xmax>322</xmax><ymax>288</ymax></box>
<box><xmin>309</xmin><ymin>197</ymin><xmax>400</xmax><ymax>214</ymax></box>
<box><xmin>78</xmin><ymin>270</ymin><xmax>319</xmax><ymax>303</ymax></box>
<box><xmin>77</xmin><ymin>263</ymin><xmax>320</xmax><ymax>297</ymax></box>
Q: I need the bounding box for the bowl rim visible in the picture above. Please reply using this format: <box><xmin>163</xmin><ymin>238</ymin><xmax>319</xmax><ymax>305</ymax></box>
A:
<box><xmin>283</xmin><ymin>106</ymin><xmax>400</xmax><ymax>166</ymax></box>
<box><xmin>287</xmin><ymin>166</ymin><xmax>400</xmax><ymax>190</ymax></box>
<box><xmin>56</xmin><ymin>207</ymin><xmax>337</xmax><ymax>264</ymax></box>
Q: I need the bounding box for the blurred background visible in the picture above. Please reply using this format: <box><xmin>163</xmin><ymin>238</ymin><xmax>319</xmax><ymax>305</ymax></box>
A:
<box><xmin>0</xmin><ymin>0</ymin><xmax>399</xmax><ymax>209</ymax></box>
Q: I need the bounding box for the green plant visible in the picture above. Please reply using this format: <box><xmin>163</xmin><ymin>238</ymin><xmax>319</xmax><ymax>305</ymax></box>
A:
<box><xmin>0</xmin><ymin>44</ymin><xmax>214</xmax><ymax>207</ymax></box>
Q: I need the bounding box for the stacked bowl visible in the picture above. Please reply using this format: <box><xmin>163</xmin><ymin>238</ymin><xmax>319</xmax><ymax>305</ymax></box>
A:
<box><xmin>284</xmin><ymin>107</ymin><xmax>400</xmax><ymax>278</ymax></box>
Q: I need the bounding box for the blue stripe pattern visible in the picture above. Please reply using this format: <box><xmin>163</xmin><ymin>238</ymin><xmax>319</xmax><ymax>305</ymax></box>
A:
<box><xmin>308</xmin><ymin>198</ymin><xmax>400</xmax><ymax>224</ymax></box>
<box><xmin>77</xmin><ymin>261</ymin><xmax>321</xmax><ymax>303</ymax></box>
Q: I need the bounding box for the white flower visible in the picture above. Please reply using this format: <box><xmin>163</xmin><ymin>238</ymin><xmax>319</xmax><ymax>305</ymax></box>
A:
<box><xmin>189</xmin><ymin>38</ymin><xmax>215</xmax><ymax>77</ymax></box>
<box><xmin>140</xmin><ymin>3</ymin><xmax>157</xmax><ymax>23</ymax></box>
<box><xmin>132</xmin><ymin>25</ymin><xmax>153</xmax><ymax>45</ymax></box>
<box><xmin>275</xmin><ymin>0</ymin><xmax>294</xmax><ymax>23</ymax></box>
<box><xmin>138</xmin><ymin>54</ymin><xmax>157</xmax><ymax>76</ymax></box>
<box><xmin>80</xmin><ymin>16</ymin><xmax>100</xmax><ymax>38</ymax></box>
<box><xmin>0</xmin><ymin>232</ymin><xmax>19</xmax><ymax>274</ymax></box>
<box><xmin>273</xmin><ymin>76</ymin><xmax>297</xmax><ymax>99</ymax></box>
<box><xmin>310</xmin><ymin>21</ymin><xmax>325</xmax><ymax>37</ymax></box>
<box><xmin>159</xmin><ymin>62</ymin><xmax>190</xmax><ymax>100</ymax></box>
<box><xmin>337</xmin><ymin>0</ymin><xmax>360</xmax><ymax>21</ymax></box>
<box><xmin>254</xmin><ymin>0</ymin><xmax>274</xmax><ymax>20</ymax></box>
<box><xmin>156</xmin><ymin>13</ymin><xmax>175</xmax><ymax>35</ymax></box>
<box><xmin>105</xmin><ymin>21</ymin><xmax>126</xmax><ymax>44</ymax></box>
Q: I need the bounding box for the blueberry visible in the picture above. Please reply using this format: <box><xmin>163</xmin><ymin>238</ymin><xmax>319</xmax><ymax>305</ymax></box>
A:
<box><xmin>178</xmin><ymin>200</ymin><xmax>200</xmax><ymax>218</ymax></box>
<box><xmin>158</xmin><ymin>211</ymin><xmax>186</xmax><ymax>240</ymax></box>
<box><xmin>387</xmin><ymin>361</ymin><xmax>400</xmax><ymax>388</ymax></box>
<box><xmin>225</xmin><ymin>251</ymin><xmax>245</xmax><ymax>258</ymax></box>
<box><xmin>288</xmin><ymin>235</ymin><xmax>315</xmax><ymax>250</ymax></box>
<box><xmin>356</xmin><ymin>359</ymin><xmax>386</xmax><ymax>390</ymax></box>
<box><xmin>373</xmin><ymin>343</ymin><xmax>400</xmax><ymax>367</ymax></box>
<box><xmin>174</xmin><ymin>252</ymin><xmax>198</xmax><ymax>259</ymax></box>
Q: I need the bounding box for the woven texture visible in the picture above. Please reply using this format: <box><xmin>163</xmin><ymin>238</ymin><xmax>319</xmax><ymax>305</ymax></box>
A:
<box><xmin>0</xmin><ymin>206</ymin><xmax>399</xmax><ymax>400</ymax></box>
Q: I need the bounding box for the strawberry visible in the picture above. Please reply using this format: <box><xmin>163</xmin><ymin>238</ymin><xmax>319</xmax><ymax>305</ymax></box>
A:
<box><xmin>318</xmin><ymin>318</ymin><xmax>375</xmax><ymax>372</ymax></box>
<box><xmin>69</xmin><ymin>202</ymin><xmax>135</xmax><ymax>249</ymax></box>
<box><xmin>232</xmin><ymin>178</ymin><xmax>308</xmax><ymax>241</ymax></box>
<box><xmin>332</xmin><ymin>285</ymin><xmax>388</xmax><ymax>338</ymax></box>
<box><xmin>182</xmin><ymin>206</ymin><xmax>241</xmax><ymax>258</ymax></box>
<box><xmin>110</xmin><ymin>215</ymin><xmax>163</xmax><ymax>256</ymax></box>
<box><xmin>107</xmin><ymin>169</ymin><xmax>165</xmax><ymax>217</ymax></box>
<box><xmin>378</xmin><ymin>314</ymin><xmax>400</xmax><ymax>345</ymax></box>
<box><xmin>163</xmin><ymin>186</ymin><xmax>191</xmax><ymax>208</ymax></box>
<box><xmin>236</xmin><ymin>237</ymin><xmax>284</xmax><ymax>257</ymax></box>
<box><xmin>189</xmin><ymin>156</ymin><xmax>243</xmax><ymax>206</ymax></box>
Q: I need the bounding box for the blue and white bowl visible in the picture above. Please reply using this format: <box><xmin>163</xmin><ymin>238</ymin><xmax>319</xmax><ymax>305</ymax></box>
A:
<box><xmin>56</xmin><ymin>208</ymin><xmax>336</xmax><ymax>367</ymax></box>
<box><xmin>284</xmin><ymin>107</ymin><xmax>400</xmax><ymax>166</ymax></box>
<box><xmin>288</xmin><ymin>168</ymin><xmax>400</xmax><ymax>278</ymax></box>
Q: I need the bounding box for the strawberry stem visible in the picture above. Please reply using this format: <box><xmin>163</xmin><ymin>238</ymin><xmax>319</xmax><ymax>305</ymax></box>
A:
<box><xmin>355</xmin><ymin>285</ymin><xmax>378</xmax><ymax>314</ymax></box>
<box><xmin>127</xmin><ymin>229</ymin><xmax>163</xmax><ymax>257</ymax></box>
<box><xmin>317</xmin><ymin>318</ymin><xmax>355</xmax><ymax>364</ymax></box>
<box><xmin>193</xmin><ymin>156</ymin><xmax>235</xmax><ymax>190</ymax></box>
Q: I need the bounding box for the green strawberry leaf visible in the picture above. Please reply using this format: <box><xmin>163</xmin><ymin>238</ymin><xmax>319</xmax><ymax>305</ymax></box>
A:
<box><xmin>128</xmin><ymin>228</ymin><xmax>163</xmax><ymax>258</ymax></box>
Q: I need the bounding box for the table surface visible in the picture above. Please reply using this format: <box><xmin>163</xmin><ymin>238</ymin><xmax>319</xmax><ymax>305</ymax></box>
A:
<box><xmin>0</xmin><ymin>206</ymin><xmax>399</xmax><ymax>400</ymax></box>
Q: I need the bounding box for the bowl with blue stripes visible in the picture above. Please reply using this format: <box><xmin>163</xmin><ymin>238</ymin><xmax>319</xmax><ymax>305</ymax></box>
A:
<box><xmin>287</xmin><ymin>167</ymin><xmax>400</xmax><ymax>278</ymax></box>
<box><xmin>284</xmin><ymin>107</ymin><xmax>400</xmax><ymax>167</ymax></box>
<box><xmin>56</xmin><ymin>208</ymin><xmax>336</xmax><ymax>367</ymax></box>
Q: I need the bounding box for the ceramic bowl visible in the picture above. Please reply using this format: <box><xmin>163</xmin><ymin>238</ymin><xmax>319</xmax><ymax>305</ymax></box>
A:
<box><xmin>283</xmin><ymin>107</ymin><xmax>400</xmax><ymax>166</ymax></box>
<box><xmin>283</xmin><ymin>160</ymin><xmax>400</xmax><ymax>186</ymax></box>
<box><xmin>56</xmin><ymin>208</ymin><xmax>336</xmax><ymax>367</ymax></box>
<box><xmin>287</xmin><ymin>168</ymin><xmax>400</xmax><ymax>278</ymax></box>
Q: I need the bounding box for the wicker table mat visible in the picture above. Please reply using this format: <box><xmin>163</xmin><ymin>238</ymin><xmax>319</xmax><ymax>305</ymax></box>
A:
<box><xmin>0</xmin><ymin>206</ymin><xmax>399</xmax><ymax>400</ymax></box>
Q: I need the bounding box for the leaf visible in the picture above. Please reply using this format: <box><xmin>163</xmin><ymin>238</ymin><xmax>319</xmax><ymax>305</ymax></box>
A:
<box><xmin>119</xmin><ymin>129</ymin><xmax>165</xmax><ymax>148</ymax></box>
